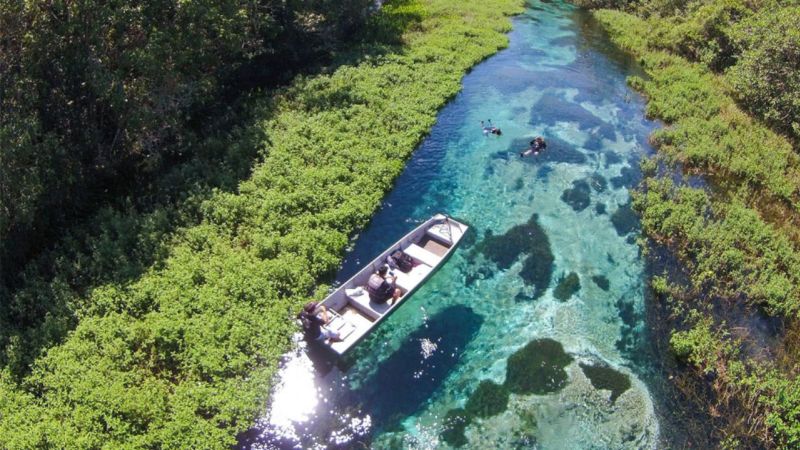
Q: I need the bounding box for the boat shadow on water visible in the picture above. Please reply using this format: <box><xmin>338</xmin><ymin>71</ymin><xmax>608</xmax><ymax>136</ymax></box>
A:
<box><xmin>240</xmin><ymin>305</ymin><xmax>484</xmax><ymax>449</ymax></box>
<box><xmin>346</xmin><ymin>304</ymin><xmax>483</xmax><ymax>433</ymax></box>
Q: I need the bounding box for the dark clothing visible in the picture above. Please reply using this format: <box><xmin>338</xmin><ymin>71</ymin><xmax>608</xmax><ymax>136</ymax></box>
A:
<box><xmin>529</xmin><ymin>140</ymin><xmax>546</xmax><ymax>152</ymax></box>
<box><xmin>367</xmin><ymin>273</ymin><xmax>394</xmax><ymax>303</ymax></box>
<box><xmin>301</xmin><ymin>312</ymin><xmax>325</xmax><ymax>339</ymax></box>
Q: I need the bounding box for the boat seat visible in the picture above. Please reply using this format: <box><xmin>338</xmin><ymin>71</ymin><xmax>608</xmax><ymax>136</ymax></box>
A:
<box><xmin>394</xmin><ymin>263</ymin><xmax>433</xmax><ymax>292</ymax></box>
<box><xmin>404</xmin><ymin>243</ymin><xmax>441</xmax><ymax>268</ymax></box>
<box><xmin>345</xmin><ymin>287</ymin><xmax>390</xmax><ymax>320</ymax></box>
<box><xmin>324</xmin><ymin>312</ymin><xmax>356</xmax><ymax>340</ymax></box>
<box><xmin>426</xmin><ymin>222</ymin><xmax>454</xmax><ymax>245</ymax></box>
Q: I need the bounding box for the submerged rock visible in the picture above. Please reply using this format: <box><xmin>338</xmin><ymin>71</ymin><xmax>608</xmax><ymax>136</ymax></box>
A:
<box><xmin>505</xmin><ymin>338</ymin><xmax>573</xmax><ymax>395</ymax></box>
<box><xmin>553</xmin><ymin>272</ymin><xmax>581</xmax><ymax>301</ymax></box>
<box><xmin>472</xmin><ymin>214</ymin><xmax>553</xmax><ymax>299</ymax></box>
<box><xmin>561</xmin><ymin>179</ymin><xmax>592</xmax><ymax>211</ymax></box>
<box><xmin>579</xmin><ymin>363</ymin><xmax>631</xmax><ymax>403</ymax></box>
<box><xmin>465</xmin><ymin>380</ymin><xmax>510</xmax><ymax>418</ymax></box>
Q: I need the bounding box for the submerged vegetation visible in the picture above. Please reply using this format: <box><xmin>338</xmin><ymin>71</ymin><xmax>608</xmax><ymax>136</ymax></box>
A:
<box><xmin>465</xmin><ymin>380</ymin><xmax>510</xmax><ymax>418</ymax></box>
<box><xmin>579</xmin><ymin>363</ymin><xmax>631</xmax><ymax>403</ymax></box>
<box><xmin>553</xmin><ymin>272</ymin><xmax>581</xmax><ymax>301</ymax></box>
<box><xmin>0</xmin><ymin>0</ymin><xmax>523</xmax><ymax>447</ymax></box>
<box><xmin>472</xmin><ymin>213</ymin><xmax>554</xmax><ymax>298</ymax></box>
<box><xmin>505</xmin><ymin>338</ymin><xmax>573</xmax><ymax>395</ymax></box>
<box><xmin>582</xmin><ymin>0</ymin><xmax>800</xmax><ymax>446</ymax></box>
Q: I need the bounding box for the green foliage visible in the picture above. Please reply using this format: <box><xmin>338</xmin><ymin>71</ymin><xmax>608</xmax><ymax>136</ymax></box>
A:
<box><xmin>0</xmin><ymin>0</ymin><xmax>374</xmax><ymax>282</ymax></box>
<box><xmin>505</xmin><ymin>338</ymin><xmax>573</xmax><ymax>395</ymax></box>
<box><xmin>593</xmin><ymin>4</ymin><xmax>800</xmax><ymax>446</ymax></box>
<box><xmin>650</xmin><ymin>0</ymin><xmax>749</xmax><ymax>71</ymax></box>
<box><xmin>0</xmin><ymin>0</ymin><xmax>524</xmax><ymax>447</ymax></box>
<box><xmin>728</xmin><ymin>6</ymin><xmax>800</xmax><ymax>140</ymax></box>
<box><xmin>553</xmin><ymin>272</ymin><xmax>581</xmax><ymax>301</ymax></box>
<box><xmin>465</xmin><ymin>380</ymin><xmax>509</xmax><ymax>418</ymax></box>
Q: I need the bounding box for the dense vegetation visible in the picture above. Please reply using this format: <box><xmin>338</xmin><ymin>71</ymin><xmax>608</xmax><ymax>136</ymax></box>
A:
<box><xmin>580</xmin><ymin>0</ymin><xmax>800</xmax><ymax>447</ymax></box>
<box><xmin>0</xmin><ymin>0</ymin><xmax>523</xmax><ymax>447</ymax></box>
<box><xmin>0</xmin><ymin>0</ymin><xmax>376</xmax><ymax>286</ymax></box>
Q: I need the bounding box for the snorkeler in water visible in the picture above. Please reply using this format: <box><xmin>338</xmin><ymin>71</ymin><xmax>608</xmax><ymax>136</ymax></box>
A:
<box><xmin>520</xmin><ymin>136</ymin><xmax>547</xmax><ymax>157</ymax></box>
<box><xmin>481</xmin><ymin>119</ymin><xmax>502</xmax><ymax>136</ymax></box>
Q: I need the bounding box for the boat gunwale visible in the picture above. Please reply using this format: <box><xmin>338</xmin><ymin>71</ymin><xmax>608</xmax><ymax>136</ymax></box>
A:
<box><xmin>319</xmin><ymin>214</ymin><xmax>467</xmax><ymax>355</ymax></box>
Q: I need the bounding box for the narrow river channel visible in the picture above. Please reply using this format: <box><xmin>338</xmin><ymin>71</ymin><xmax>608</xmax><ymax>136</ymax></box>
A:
<box><xmin>241</xmin><ymin>1</ymin><xmax>669</xmax><ymax>448</ymax></box>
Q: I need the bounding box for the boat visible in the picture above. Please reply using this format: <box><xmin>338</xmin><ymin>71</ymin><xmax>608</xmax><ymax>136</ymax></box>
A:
<box><xmin>316</xmin><ymin>214</ymin><xmax>468</xmax><ymax>355</ymax></box>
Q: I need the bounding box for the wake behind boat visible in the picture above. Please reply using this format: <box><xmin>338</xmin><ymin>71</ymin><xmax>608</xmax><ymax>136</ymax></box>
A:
<box><xmin>313</xmin><ymin>214</ymin><xmax>467</xmax><ymax>355</ymax></box>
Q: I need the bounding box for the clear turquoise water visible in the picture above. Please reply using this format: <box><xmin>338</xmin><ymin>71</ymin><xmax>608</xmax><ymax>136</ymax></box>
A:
<box><xmin>242</xmin><ymin>1</ymin><xmax>664</xmax><ymax>448</ymax></box>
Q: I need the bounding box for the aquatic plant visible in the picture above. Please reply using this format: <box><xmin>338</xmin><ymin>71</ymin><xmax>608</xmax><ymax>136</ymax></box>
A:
<box><xmin>610</xmin><ymin>203</ymin><xmax>638</xmax><ymax>236</ymax></box>
<box><xmin>579</xmin><ymin>363</ymin><xmax>631</xmax><ymax>403</ymax></box>
<box><xmin>553</xmin><ymin>272</ymin><xmax>581</xmax><ymax>301</ymax></box>
<box><xmin>609</xmin><ymin>166</ymin><xmax>639</xmax><ymax>190</ymax></box>
<box><xmin>531</xmin><ymin>94</ymin><xmax>615</xmax><ymax>140</ymax></box>
<box><xmin>465</xmin><ymin>380</ymin><xmax>510</xmax><ymax>418</ymax></box>
<box><xmin>473</xmin><ymin>214</ymin><xmax>554</xmax><ymax>299</ymax></box>
<box><xmin>589</xmin><ymin>173</ymin><xmax>608</xmax><ymax>192</ymax></box>
<box><xmin>595</xmin><ymin>203</ymin><xmax>607</xmax><ymax>215</ymax></box>
<box><xmin>592</xmin><ymin>275</ymin><xmax>610</xmax><ymax>291</ymax></box>
<box><xmin>440</xmin><ymin>408</ymin><xmax>471</xmax><ymax>447</ymax></box>
<box><xmin>561</xmin><ymin>180</ymin><xmax>592</xmax><ymax>211</ymax></box>
<box><xmin>505</xmin><ymin>338</ymin><xmax>573</xmax><ymax>395</ymax></box>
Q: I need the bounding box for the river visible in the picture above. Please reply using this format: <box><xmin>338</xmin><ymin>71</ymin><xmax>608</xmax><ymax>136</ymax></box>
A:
<box><xmin>240</xmin><ymin>1</ymin><xmax>670</xmax><ymax>448</ymax></box>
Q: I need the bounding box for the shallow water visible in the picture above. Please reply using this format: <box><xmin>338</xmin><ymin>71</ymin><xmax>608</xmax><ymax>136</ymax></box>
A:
<box><xmin>241</xmin><ymin>1</ymin><xmax>667</xmax><ymax>448</ymax></box>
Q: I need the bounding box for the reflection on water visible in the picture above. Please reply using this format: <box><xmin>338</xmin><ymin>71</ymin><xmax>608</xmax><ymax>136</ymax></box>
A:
<box><xmin>240</xmin><ymin>1</ymin><xmax>675</xmax><ymax>448</ymax></box>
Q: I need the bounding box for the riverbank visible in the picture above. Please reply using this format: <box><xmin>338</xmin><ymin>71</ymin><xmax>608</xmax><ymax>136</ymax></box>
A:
<box><xmin>0</xmin><ymin>1</ymin><xmax>523</xmax><ymax>447</ymax></box>
<box><xmin>590</xmin><ymin>6</ymin><xmax>800</xmax><ymax>448</ymax></box>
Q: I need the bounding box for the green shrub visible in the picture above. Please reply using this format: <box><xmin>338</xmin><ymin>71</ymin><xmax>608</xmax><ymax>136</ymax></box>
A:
<box><xmin>728</xmin><ymin>6</ymin><xmax>800</xmax><ymax>141</ymax></box>
<box><xmin>0</xmin><ymin>0</ymin><xmax>525</xmax><ymax>447</ymax></box>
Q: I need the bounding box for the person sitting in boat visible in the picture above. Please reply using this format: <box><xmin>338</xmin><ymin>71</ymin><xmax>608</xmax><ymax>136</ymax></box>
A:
<box><xmin>481</xmin><ymin>120</ymin><xmax>502</xmax><ymax>136</ymax></box>
<box><xmin>520</xmin><ymin>136</ymin><xmax>547</xmax><ymax>157</ymax></box>
<box><xmin>367</xmin><ymin>265</ymin><xmax>402</xmax><ymax>305</ymax></box>
<box><xmin>297</xmin><ymin>302</ymin><xmax>341</xmax><ymax>343</ymax></box>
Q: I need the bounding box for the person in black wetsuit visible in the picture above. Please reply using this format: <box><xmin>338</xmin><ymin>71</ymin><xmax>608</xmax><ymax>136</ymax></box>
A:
<box><xmin>298</xmin><ymin>302</ymin><xmax>341</xmax><ymax>342</ymax></box>
<box><xmin>367</xmin><ymin>265</ymin><xmax>402</xmax><ymax>305</ymax></box>
<box><xmin>481</xmin><ymin>119</ymin><xmax>502</xmax><ymax>136</ymax></box>
<box><xmin>520</xmin><ymin>136</ymin><xmax>546</xmax><ymax>157</ymax></box>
